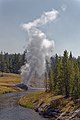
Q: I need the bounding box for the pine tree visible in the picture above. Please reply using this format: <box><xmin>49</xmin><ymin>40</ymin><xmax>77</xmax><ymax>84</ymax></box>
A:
<box><xmin>62</xmin><ymin>50</ymin><xmax>70</xmax><ymax>97</ymax></box>
<box><xmin>45</xmin><ymin>60</ymin><xmax>49</xmax><ymax>92</ymax></box>
<box><xmin>0</xmin><ymin>52</ymin><xmax>4</xmax><ymax>76</ymax></box>
<box><xmin>72</xmin><ymin>62</ymin><xmax>80</xmax><ymax>99</ymax></box>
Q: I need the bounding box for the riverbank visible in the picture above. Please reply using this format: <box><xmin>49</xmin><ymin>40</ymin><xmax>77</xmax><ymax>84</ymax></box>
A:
<box><xmin>19</xmin><ymin>91</ymin><xmax>80</xmax><ymax>120</ymax></box>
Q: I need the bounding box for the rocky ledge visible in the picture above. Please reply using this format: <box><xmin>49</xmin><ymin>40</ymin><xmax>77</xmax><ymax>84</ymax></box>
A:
<box><xmin>33</xmin><ymin>98</ymin><xmax>80</xmax><ymax>120</ymax></box>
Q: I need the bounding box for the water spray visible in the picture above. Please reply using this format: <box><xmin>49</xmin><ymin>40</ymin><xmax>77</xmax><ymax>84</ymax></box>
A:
<box><xmin>21</xmin><ymin>9</ymin><xmax>59</xmax><ymax>87</ymax></box>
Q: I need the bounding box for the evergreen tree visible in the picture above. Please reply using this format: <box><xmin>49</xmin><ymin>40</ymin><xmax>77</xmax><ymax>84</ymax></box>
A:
<box><xmin>62</xmin><ymin>50</ymin><xmax>70</xmax><ymax>97</ymax></box>
<box><xmin>72</xmin><ymin>62</ymin><xmax>80</xmax><ymax>99</ymax></box>
<box><xmin>0</xmin><ymin>51</ymin><xmax>26</xmax><ymax>74</ymax></box>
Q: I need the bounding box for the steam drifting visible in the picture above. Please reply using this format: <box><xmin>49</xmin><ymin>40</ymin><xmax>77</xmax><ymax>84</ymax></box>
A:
<box><xmin>23</xmin><ymin>9</ymin><xmax>58</xmax><ymax>30</ymax></box>
<box><xmin>21</xmin><ymin>9</ymin><xmax>59</xmax><ymax>86</ymax></box>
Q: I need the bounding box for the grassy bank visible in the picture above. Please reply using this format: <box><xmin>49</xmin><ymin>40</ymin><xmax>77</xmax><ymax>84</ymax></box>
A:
<box><xmin>19</xmin><ymin>91</ymin><xmax>80</xmax><ymax>113</ymax></box>
<box><xmin>0</xmin><ymin>73</ymin><xmax>22</xmax><ymax>94</ymax></box>
<box><xmin>19</xmin><ymin>91</ymin><xmax>45</xmax><ymax>109</ymax></box>
<box><xmin>19</xmin><ymin>91</ymin><xmax>64</xmax><ymax>110</ymax></box>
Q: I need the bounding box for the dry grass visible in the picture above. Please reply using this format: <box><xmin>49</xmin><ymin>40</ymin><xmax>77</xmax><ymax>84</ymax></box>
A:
<box><xmin>19</xmin><ymin>91</ymin><xmax>44</xmax><ymax>108</ymax></box>
<box><xmin>19</xmin><ymin>91</ymin><xmax>80</xmax><ymax>113</ymax></box>
<box><xmin>0</xmin><ymin>73</ymin><xmax>22</xmax><ymax>94</ymax></box>
<box><xmin>0</xmin><ymin>86</ymin><xmax>21</xmax><ymax>94</ymax></box>
<box><xmin>19</xmin><ymin>91</ymin><xmax>63</xmax><ymax>109</ymax></box>
<box><xmin>0</xmin><ymin>72</ymin><xmax>21</xmax><ymax>83</ymax></box>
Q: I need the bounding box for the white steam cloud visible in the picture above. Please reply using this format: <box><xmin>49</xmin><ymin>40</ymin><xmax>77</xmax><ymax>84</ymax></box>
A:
<box><xmin>22</xmin><ymin>9</ymin><xmax>58</xmax><ymax>30</ymax></box>
<box><xmin>21</xmin><ymin>9</ymin><xmax>59</xmax><ymax>86</ymax></box>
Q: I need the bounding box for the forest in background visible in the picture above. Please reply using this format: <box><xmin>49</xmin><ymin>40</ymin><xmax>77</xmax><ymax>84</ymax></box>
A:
<box><xmin>0</xmin><ymin>50</ymin><xmax>80</xmax><ymax>99</ymax></box>
<box><xmin>0</xmin><ymin>51</ymin><xmax>26</xmax><ymax>74</ymax></box>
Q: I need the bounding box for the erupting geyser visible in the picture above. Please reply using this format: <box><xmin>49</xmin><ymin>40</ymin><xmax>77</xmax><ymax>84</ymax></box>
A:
<box><xmin>21</xmin><ymin>9</ymin><xmax>59</xmax><ymax>87</ymax></box>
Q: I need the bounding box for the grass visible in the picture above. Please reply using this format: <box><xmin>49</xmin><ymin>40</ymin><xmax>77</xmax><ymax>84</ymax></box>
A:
<box><xmin>19</xmin><ymin>91</ymin><xmax>80</xmax><ymax>113</ymax></box>
<box><xmin>0</xmin><ymin>72</ymin><xmax>21</xmax><ymax>83</ymax></box>
<box><xmin>19</xmin><ymin>91</ymin><xmax>63</xmax><ymax>109</ymax></box>
<box><xmin>0</xmin><ymin>72</ymin><xmax>22</xmax><ymax>94</ymax></box>
<box><xmin>19</xmin><ymin>91</ymin><xmax>44</xmax><ymax>109</ymax></box>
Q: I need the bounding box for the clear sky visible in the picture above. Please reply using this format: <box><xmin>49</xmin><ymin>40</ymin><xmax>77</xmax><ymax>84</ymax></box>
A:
<box><xmin>0</xmin><ymin>0</ymin><xmax>80</xmax><ymax>57</ymax></box>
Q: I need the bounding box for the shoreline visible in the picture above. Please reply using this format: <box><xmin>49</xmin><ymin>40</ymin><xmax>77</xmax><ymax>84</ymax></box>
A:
<box><xmin>19</xmin><ymin>91</ymin><xmax>80</xmax><ymax>120</ymax></box>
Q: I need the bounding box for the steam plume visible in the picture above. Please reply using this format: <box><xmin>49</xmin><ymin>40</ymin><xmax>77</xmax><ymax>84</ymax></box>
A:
<box><xmin>22</xmin><ymin>9</ymin><xmax>58</xmax><ymax>30</ymax></box>
<box><xmin>21</xmin><ymin>9</ymin><xmax>59</xmax><ymax>86</ymax></box>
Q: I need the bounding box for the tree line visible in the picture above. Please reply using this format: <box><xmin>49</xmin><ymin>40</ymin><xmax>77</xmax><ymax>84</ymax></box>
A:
<box><xmin>45</xmin><ymin>50</ymin><xmax>80</xmax><ymax>99</ymax></box>
<box><xmin>0</xmin><ymin>50</ymin><xmax>80</xmax><ymax>99</ymax></box>
<box><xmin>0</xmin><ymin>51</ymin><xmax>26</xmax><ymax>74</ymax></box>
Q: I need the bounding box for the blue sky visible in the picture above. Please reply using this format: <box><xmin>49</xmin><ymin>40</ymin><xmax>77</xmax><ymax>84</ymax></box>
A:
<box><xmin>0</xmin><ymin>0</ymin><xmax>80</xmax><ymax>57</ymax></box>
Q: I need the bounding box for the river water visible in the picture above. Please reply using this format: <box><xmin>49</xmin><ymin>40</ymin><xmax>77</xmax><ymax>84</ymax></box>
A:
<box><xmin>0</xmin><ymin>89</ymin><xmax>47</xmax><ymax>120</ymax></box>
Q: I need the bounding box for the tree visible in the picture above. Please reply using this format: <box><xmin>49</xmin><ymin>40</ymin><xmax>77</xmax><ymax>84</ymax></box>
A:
<box><xmin>72</xmin><ymin>62</ymin><xmax>80</xmax><ymax>99</ymax></box>
<box><xmin>62</xmin><ymin>50</ymin><xmax>70</xmax><ymax>97</ymax></box>
<box><xmin>0</xmin><ymin>52</ymin><xmax>4</xmax><ymax>76</ymax></box>
<box><xmin>0</xmin><ymin>51</ymin><xmax>26</xmax><ymax>74</ymax></box>
<box><xmin>45</xmin><ymin>60</ymin><xmax>50</xmax><ymax>92</ymax></box>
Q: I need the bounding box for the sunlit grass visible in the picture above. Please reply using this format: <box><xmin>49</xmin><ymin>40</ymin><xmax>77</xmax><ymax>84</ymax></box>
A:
<box><xmin>0</xmin><ymin>72</ymin><xmax>21</xmax><ymax>83</ymax></box>
<box><xmin>19</xmin><ymin>91</ymin><xmax>63</xmax><ymax>109</ymax></box>
<box><xmin>19</xmin><ymin>91</ymin><xmax>45</xmax><ymax>109</ymax></box>
<box><xmin>0</xmin><ymin>86</ymin><xmax>21</xmax><ymax>94</ymax></box>
<box><xmin>19</xmin><ymin>91</ymin><xmax>80</xmax><ymax>113</ymax></box>
<box><xmin>0</xmin><ymin>73</ymin><xmax>22</xmax><ymax>94</ymax></box>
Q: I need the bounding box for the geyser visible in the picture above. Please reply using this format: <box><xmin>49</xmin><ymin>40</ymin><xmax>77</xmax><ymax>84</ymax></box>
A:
<box><xmin>21</xmin><ymin>9</ymin><xmax>59</xmax><ymax>87</ymax></box>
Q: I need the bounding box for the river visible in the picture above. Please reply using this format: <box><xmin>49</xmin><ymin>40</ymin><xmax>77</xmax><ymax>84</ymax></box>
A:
<box><xmin>0</xmin><ymin>89</ymin><xmax>47</xmax><ymax>120</ymax></box>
